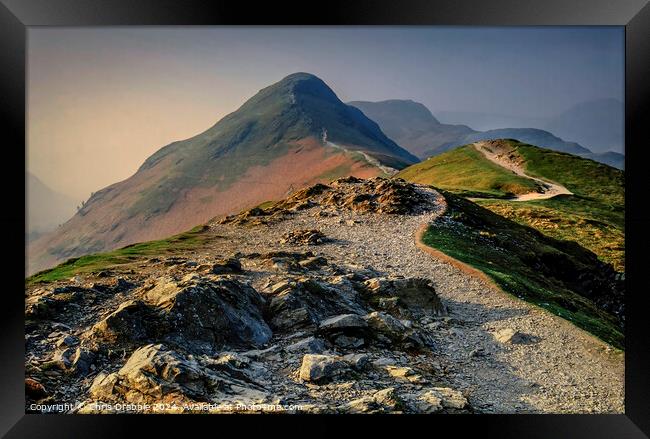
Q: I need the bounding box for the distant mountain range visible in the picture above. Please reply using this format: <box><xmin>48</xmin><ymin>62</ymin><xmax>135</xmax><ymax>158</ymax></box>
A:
<box><xmin>433</xmin><ymin>98</ymin><xmax>624</xmax><ymax>155</ymax></box>
<box><xmin>543</xmin><ymin>98</ymin><xmax>624</xmax><ymax>154</ymax></box>
<box><xmin>26</xmin><ymin>172</ymin><xmax>77</xmax><ymax>242</ymax></box>
<box><xmin>28</xmin><ymin>73</ymin><xmax>418</xmax><ymax>274</ymax></box>
<box><xmin>350</xmin><ymin>100</ymin><xmax>624</xmax><ymax>169</ymax></box>
<box><xmin>433</xmin><ymin>110</ymin><xmax>549</xmax><ymax>132</ymax></box>
<box><xmin>346</xmin><ymin>100</ymin><xmax>474</xmax><ymax>159</ymax></box>
<box><xmin>442</xmin><ymin>127</ymin><xmax>589</xmax><ymax>155</ymax></box>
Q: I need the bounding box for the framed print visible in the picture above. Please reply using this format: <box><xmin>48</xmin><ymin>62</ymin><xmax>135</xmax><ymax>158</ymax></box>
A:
<box><xmin>1</xmin><ymin>0</ymin><xmax>649</xmax><ymax>437</ymax></box>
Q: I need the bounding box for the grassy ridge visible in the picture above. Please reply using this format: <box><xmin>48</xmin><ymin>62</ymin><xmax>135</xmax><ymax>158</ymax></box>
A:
<box><xmin>398</xmin><ymin>140</ymin><xmax>625</xmax><ymax>270</ymax></box>
<box><xmin>27</xmin><ymin>225</ymin><xmax>213</xmax><ymax>284</ymax></box>
<box><xmin>395</xmin><ymin>145</ymin><xmax>538</xmax><ymax>198</ymax></box>
<box><xmin>475</xmin><ymin>196</ymin><xmax>624</xmax><ymax>271</ymax></box>
<box><xmin>422</xmin><ymin>192</ymin><xmax>624</xmax><ymax>349</ymax></box>
<box><xmin>476</xmin><ymin>142</ymin><xmax>625</xmax><ymax>270</ymax></box>
<box><xmin>517</xmin><ymin>144</ymin><xmax>624</xmax><ymax>204</ymax></box>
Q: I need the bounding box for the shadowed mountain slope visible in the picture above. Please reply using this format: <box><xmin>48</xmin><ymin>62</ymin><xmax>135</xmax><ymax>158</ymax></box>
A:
<box><xmin>349</xmin><ymin>100</ymin><xmax>475</xmax><ymax>158</ymax></box>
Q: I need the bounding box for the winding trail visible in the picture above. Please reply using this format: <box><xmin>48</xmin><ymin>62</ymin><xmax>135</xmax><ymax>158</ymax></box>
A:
<box><xmin>322</xmin><ymin>130</ymin><xmax>398</xmax><ymax>176</ymax></box>
<box><xmin>219</xmin><ymin>183</ymin><xmax>623</xmax><ymax>413</ymax></box>
<box><xmin>474</xmin><ymin>141</ymin><xmax>573</xmax><ymax>201</ymax></box>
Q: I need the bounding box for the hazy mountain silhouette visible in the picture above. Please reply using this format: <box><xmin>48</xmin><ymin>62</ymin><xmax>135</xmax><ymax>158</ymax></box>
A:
<box><xmin>26</xmin><ymin>172</ymin><xmax>77</xmax><ymax>242</ymax></box>
<box><xmin>349</xmin><ymin>99</ymin><xmax>623</xmax><ymax>169</ymax></box>
<box><xmin>544</xmin><ymin>98</ymin><xmax>624</xmax><ymax>154</ymax></box>
<box><xmin>349</xmin><ymin>100</ymin><xmax>474</xmax><ymax>159</ymax></box>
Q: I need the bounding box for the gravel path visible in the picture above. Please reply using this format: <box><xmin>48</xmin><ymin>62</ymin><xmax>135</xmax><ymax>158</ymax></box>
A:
<box><xmin>208</xmin><ymin>185</ymin><xmax>624</xmax><ymax>413</ymax></box>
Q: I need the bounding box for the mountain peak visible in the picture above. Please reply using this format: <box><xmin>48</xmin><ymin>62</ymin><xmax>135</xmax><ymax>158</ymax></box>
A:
<box><xmin>29</xmin><ymin>73</ymin><xmax>418</xmax><ymax>273</ymax></box>
<box><xmin>262</xmin><ymin>72</ymin><xmax>334</xmax><ymax>95</ymax></box>
<box><xmin>234</xmin><ymin>72</ymin><xmax>339</xmax><ymax>116</ymax></box>
<box><xmin>274</xmin><ymin>72</ymin><xmax>339</xmax><ymax>103</ymax></box>
<box><xmin>279</xmin><ymin>71</ymin><xmax>322</xmax><ymax>83</ymax></box>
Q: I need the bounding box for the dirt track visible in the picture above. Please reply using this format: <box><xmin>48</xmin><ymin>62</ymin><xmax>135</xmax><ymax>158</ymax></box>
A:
<box><xmin>474</xmin><ymin>141</ymin><xmax>573</xmax><ymax>201</ymax></box>
<box><xmin>218</xmin><ymin>184</ymin><xmax>624</xmax><ymax>413</ymax></box>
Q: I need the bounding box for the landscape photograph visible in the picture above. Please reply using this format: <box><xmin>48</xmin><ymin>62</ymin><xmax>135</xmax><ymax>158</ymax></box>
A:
<box><xmin>25</xmin><ymin>26</ymin><xmax>625</xmax><ymax>414</ymax></box>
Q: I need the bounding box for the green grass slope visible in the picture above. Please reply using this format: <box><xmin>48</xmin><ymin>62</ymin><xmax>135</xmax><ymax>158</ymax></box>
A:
<box><xmin>399</xmin><ymin>140</ymin><xmax>625</xmax><ymax>271</ymax></box>
<box><xmin>423</xmin><ymin>192</ymin><xmax>624</xmax><ymax>349</ymax></box>
<box><xmin>475</xmin><ymin>141</ymin><xmax>625</xmax><ymax>270</ymax></box>
<box><xmin>395</xmin><ymin>144</ymin><xmax>538</xmax><ymax>198</ymax></box>
<box><xmin>27</xmin><ymin>225</ymin><xmax>213</xmax><ymax>285</ymax></box>
<box><xmin>475</xmin><ymin>196</ymin><xmax>624</xmax><ymax>271</ymax></box>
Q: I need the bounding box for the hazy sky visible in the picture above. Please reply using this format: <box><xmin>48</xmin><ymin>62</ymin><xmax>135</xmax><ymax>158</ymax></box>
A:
<box><xmin>28</xmin><ymin>26</ymin><xmax>624</xmax><ymax>200</ymax></box>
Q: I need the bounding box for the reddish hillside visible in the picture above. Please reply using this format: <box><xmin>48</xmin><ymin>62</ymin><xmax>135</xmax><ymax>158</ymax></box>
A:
<box><xmin>28</xmin><ymin>73</ymin><xmax>417</xmax><ymax>274</ymax></box>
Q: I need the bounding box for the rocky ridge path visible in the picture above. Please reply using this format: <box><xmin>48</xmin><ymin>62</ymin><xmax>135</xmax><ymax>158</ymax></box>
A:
<box><xmin>223</xmin><ymin>180</ymin><xmax>623</xmax><ymax>413</ymax></box>
<box><xmin>24</xmin><ymin>177</ymin><xmax>623</xmax><ymax>413</ymax></box>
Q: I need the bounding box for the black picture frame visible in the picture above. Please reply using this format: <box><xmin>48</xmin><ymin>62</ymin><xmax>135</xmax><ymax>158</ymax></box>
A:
<box><xmin>2</xmin><ymin>0</ymin><xmax>649</xmax><ymax>437</ymax></box>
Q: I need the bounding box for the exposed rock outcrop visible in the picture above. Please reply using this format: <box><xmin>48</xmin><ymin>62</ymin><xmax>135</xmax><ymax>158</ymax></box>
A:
<box><xmin>25</xmin><ymin>251</ymin><xmax>455</xmax><ymax>413</ymax></box>
<box><xmin>280</xmin><ymin>229</ymin><xmax>327</xmax><ymax>246</ymax></box>
<box><xmin>364</xmin><ymin>277</ymin><xmax>447</xmax><ymax>318</ymax></box>
<box><xmin>24</xmin><ymin>177</ymin><xmax>624</xmax><ymax>415</ymax></box>
<box><xmin>87</xmin><ymin>344</ymin><xmax>267</xmax><ymax>410</ymax></box>
<box><xmin>220</xmin><ymin>177</ymin><xmax>439</xmax><ymax>226</ymax></box>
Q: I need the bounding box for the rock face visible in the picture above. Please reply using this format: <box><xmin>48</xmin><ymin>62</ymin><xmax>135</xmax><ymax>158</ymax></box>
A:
<box><xmin>266</xmin><ymin>278</ymin><xmax>366</xmax><ymax>332</ymax></box>
<box><xmin>318</xmin><ymin>314</ymin><xmax>370</xmax><ymax>348</ymax></box>
<box><xmin>299</xmin><ymin>354</ymin><xmax>349</xmax><ymax>382</ymax></box>
<box><xmin>88</xmin><ymin>275</ymin><xmax>272</xmax><ymax>354</ymax></box>
<box><xmin>143</xmin><ymin>275</ymin><xmax>272</xmax><ymax>351</ymax></box>
<box><xmin>88</xmin><ymin>344</ymin><xmax>267</xmax><ymax>409</ymax></box>
<box><xmin>364</xmin><ymin>277</ymin><xmax>447</xmax><ymax>318</ymax></box>
<box><xmin>25</xmin><ymin>262</ymin><xmax>458</xmax><ymax>412</ymax></box>
<box><xmin>25</xmin><ymin>253</ymin><xmax>457</xmax><ymax>413</ymax></box>
<box><xmin>362</xmin><ymin>311</ymin><xmax>426</xmax><ymax>349</ymax></box>
<box><xmin>319</xmin><ymin>314</ymin><xmax>368</xmax><ymax>332</ymax></box>
<box><xmin>364</xmin><ymin>311</ymin><xmax>406</xmax><ymax>339</ymax></box>
<box><xmin>91</xmin><ymin>300</ymin><xmax>157</xmax><ymax>344</ymax></box>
